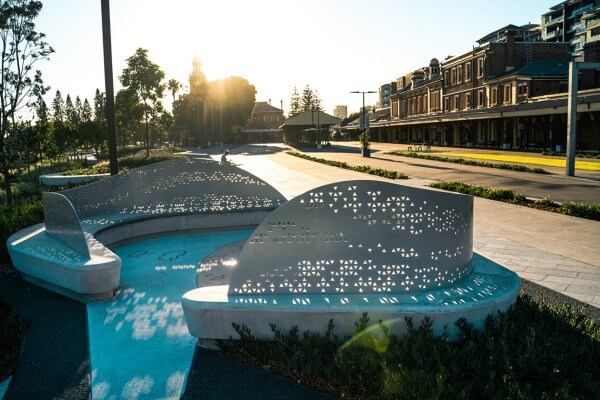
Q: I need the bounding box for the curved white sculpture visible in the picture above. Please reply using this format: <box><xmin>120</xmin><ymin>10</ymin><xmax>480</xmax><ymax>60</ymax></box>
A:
<box><xmin>183</xmin><ymin>181</ymin><xmax>520</xmax><ymax>343</ymax></box>
<box><xmin>229</xmin><ymin>181</ymin><xmax>473</xmax><ymax>295</ymax></box>
<box><xmin>8</xmin><ymin>158</ymin><xmax>287</xmax><ymax>302</ymax></box>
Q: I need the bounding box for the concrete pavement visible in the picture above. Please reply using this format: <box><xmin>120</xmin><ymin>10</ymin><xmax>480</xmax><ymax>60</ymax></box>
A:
<box><xmin>305</xmin><ymin>141</ymin><xmax>600</xmax><ymax>204</ymax></box>
<box><xmin>228</xmin><ymin>144</ymin><xmax>600</xmax><ymax>307</ymax></box>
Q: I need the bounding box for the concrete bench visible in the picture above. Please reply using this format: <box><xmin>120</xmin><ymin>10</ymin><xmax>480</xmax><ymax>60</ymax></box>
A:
<box><xmin>407</xmin><ymin>143</ymin><xmax>431</xmax><ymax>152</ymax></box>
<box><xmin>8</xmin><ymin>158</ymin><xmax>286</xmax><ymax>302</ymax></box>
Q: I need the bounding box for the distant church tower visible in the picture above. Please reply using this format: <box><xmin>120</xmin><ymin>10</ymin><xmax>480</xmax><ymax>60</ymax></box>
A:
<box><xmin>189</xmin><ymin>55</ymin><xmax>206</xmax><ymax>94</ymax></box>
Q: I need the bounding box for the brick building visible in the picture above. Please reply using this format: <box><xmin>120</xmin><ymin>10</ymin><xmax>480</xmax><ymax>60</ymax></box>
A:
<box><xmin>349</xmin><ymin>25</ymin><xmax>600</xmax><ymax>152</ymax></box>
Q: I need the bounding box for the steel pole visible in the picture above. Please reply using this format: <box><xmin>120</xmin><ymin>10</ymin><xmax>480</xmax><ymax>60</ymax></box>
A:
<box><xmin>566</xmin><ymin>62</ymin><xmax>578</xmax><ymax>176</ymax></box>
<box><xmin>101</xmin><ymin>0</ymin><xmax>118</xmax><ymax>175</ymax></box>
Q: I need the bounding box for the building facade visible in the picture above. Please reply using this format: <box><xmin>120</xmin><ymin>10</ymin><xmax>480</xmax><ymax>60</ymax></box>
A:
<box><xmin>541</xmin><ymin>0</ymin><xmax>600</xmax><ymax>58</ymax></box>
<box><xmin>346</xmin><ymin>27</ymin><xmax>600</xmax><ymax>152</ymax></box>
<box><xmin>238</xmin><ymin>101</ymin><xmax>285</xmax><ymax>143</ymax></box>
<box><xmin>334</xmin><ymin>105</ymin><xmax>348</xmax><ymax>120</ymax></box>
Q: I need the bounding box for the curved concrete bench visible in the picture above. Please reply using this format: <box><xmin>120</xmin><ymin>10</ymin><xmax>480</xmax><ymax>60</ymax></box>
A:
<box><xmin>182</xmin><ymin>180</ymin><xmax>520</xmax><ymax>344</ymax></box>
<box><xmin>8</xmin><ymin>158</ymin><xmax>287</xmax><ymax>302</ymax></box>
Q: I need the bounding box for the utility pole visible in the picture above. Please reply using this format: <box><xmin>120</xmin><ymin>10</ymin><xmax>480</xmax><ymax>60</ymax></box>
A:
<box><xmin>350</xmin><ymin>90</ymin><xmax>376</xmax><ymax>157</ymax></box>
<box><xmin>101</xmin><ymin>0</ymin><xmax>118</xmax><ymax>175</ymax></box>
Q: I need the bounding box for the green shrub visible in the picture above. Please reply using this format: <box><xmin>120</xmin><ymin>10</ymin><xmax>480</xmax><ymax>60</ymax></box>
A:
<box><xmin>431</xmin><ymin>181</ymin><xmax>599</xmax><ymax>221</ymax></box>
<box><xmin>63</xmin><ymin>153</ymin><xmax>182</xmax><ymax>176</ymax></box>
<box><xmin>219</xmin><ymin>295</ymin><xmax>600</xmax><ymax>399</ymax></box>
<box><xmin>559</xmin><ymin>202</ymin><xmax>600</xmax><ymax>221</ymax></box>
<box><xmin>288</xmin><ymin>151</ymin><xmax>408</xmax><ymax>180</ymax></box>
<box><xmin>0</xmin><ymin>297</ymin><xmax>26</xmax><ymax>381</ymax></box>
<box><xmin>0</xmin><ymin>200</ymin><xmax>44</xmax><ymax>263</ymax></box>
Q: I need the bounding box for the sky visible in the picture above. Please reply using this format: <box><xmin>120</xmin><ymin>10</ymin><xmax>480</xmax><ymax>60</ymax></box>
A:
<box><xmin>31</xmin><ymin>0</ymin><xmax>560</xmax><ymax>118</ymax></box>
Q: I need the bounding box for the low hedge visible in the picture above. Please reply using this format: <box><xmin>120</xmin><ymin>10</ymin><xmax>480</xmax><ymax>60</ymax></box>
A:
<box><xmin>63</xmin><ymin>153</ymin><xmax>182</xmax><ymax>176</ymax></box>
<box><xmin>219</xmin><ymin>295</ymin><xmax>600</xmax><ymax>399</ymax></box>
<box><xmin>288</xmin><ymin>151</ymin><xmax>407</xmax><ymax>180</ymax></box>
<box><xmin>430</xmin><ymin>181</ymin><xmax>600</xmax><ymax>221</ymax></box>
<box><xmin>387</xmin><ymin>151</ymin><xmax>550</xmax><ymax>174</ymax></box>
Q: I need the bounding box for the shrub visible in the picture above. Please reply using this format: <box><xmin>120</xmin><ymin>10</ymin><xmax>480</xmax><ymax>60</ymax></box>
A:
<box><xmin>218</xmin><ymin>295</ymin><xmax>600</xmax><ymax>399</ymax></box>
<box><xmin>63</xmin><ymin>153</ymin><xmax>182</xmax><ymax>176</ymax></box>
<box><xmin>430</xmin><ymin>181</ymin><xmax>600</xmax><ymax>221</ymax></box>
<box><xmin>559</xmin><ymin>202</ymin><xmax>600</xmax><ymax>221</ymax></box>
<box><xmin>0</xmin><ymin>200</ymin><xmax>44</xmax><ymax>263</ymax></box>
<box><xmin>288</xmin><ymin>151</ymin><xmax>408</xmax><ymax>180</ymax></box>
<box><xmin>0</xmin><ymin>297</ymin><xmax>26</xmax><ymax>381</ymax></box>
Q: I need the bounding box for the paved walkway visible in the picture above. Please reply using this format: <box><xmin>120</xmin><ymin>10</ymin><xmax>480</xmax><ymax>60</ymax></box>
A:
<box><xmin>303</xmin><ymin>141</ymin><xmax>600</xmax><ymax>204</ymax></box>
<box><xmin>228</xmin><ymin>144</ymin><xmax>600</xmax><ymax>307</ymax></box>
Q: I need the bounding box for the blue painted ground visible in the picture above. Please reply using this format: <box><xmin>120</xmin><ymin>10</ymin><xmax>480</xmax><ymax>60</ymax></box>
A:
<box><xmin>87</xmin><ymin>230</ymin><xmax>251</xmax><ymax>400</ymax></box>
<box><xmin>0</xmin><ymin>377</ymin><xmax>11</xmax><ymax>400</ymax></box>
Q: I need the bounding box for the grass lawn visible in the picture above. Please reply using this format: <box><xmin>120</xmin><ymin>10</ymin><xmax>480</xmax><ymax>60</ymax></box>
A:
<box><xmin>436</xmin><ymin>152</ymin><xmax>600</xmax><ymax>171</ymax></box>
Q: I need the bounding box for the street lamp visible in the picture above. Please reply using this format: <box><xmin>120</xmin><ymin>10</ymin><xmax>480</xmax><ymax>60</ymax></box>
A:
<box><xmin>350</xmin><ymin>90</ymin><xmax>376</xmax><ymax>157</ymax></box>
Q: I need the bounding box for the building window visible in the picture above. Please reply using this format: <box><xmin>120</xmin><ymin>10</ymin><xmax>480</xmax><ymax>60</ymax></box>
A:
<box><xmin>465</xmin><ymin>62</ymin><xmax>471</xmax><ymax>81</ymax></box>
<box><xmin>503</xmin><ymin>84</ymin><xmax>512</xmax><ymax>104</ymax></box>
<box><xmin>444</xmin><ymin>97</ymin><xmax>450</xmax><ymax>112</ymax></box>
<box><xmin>477</xmin><ymin>57</ymin><xmax>484</xmax><ymax>78</ymax></box>
<box><xmin>423</xmin><ymin>93</ymin><xmax>428</xmax><ymax>113</ymax></box>
<box><xmin>451</xmin><ymin>68</ymin><xmax>457</xmax><ymax>85</ymax></box>
<box><xmin>477</xmin><ymin>90</ymin><xmax>485</xmax><ymax>108</ymax></box>
<box><xmin>444</xmin><ymin>70</ymin><xmax>450</xmax><ymax>86</ymax></box>
<box><xmin>518</xmin><ymin>82</ymin><xmax>528</xmax><ymax>97</ymax></box>
<box><xmin>457</xmin><ymin>65</ymin><xmax>463</xmax><ymax>84</ymax></box>
<box><xmin>466</xmin><ymin>92</ymin><xmax>472</xmax><ymax>109</ymax></box>
<box><xmin>491</xmin><ymin>87</ymin><xmax>498</xmax><ymax>105</ymax></box>
<box><xmin>453</xmin><ymin>95</ymin><xmax>459</xmax><ymax>110</ymax></box>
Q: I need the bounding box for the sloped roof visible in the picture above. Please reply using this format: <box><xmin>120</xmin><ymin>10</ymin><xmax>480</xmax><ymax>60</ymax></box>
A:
<box><xmin>253</xmin><ymin>101</ymin><xmax>283</xmax><ymax>113</ymax></box>
<box><xmin>282</xmin><ymin>110</ymin><xmax>341</xmax><ymax>127</ymax></box>
<box><xmin>491</xmin><ymin>60</ymin><xmax>569</xmax><ymax>80</ymax></box>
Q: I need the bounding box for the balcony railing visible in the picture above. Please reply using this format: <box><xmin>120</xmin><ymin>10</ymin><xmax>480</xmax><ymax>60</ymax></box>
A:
<box><xmin>571</xmin><ymin>3</ymin><xmax>594</xmax><ymax>18</ymax></box>
<box><xmin>544</xmin><ymin>15</ymin><xmax>564</xmax><ymax>25</ymax></box>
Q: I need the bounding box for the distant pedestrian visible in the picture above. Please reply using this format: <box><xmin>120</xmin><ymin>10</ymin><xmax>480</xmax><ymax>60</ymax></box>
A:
<box><xmin>220</xmin><ymin>149</ymin><xmax>230</xmax><ymax>164</ymax></box>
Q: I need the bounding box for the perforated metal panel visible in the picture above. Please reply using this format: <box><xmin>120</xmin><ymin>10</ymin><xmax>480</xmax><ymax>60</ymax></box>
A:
<box><xmin>58</xmin><ymin>158</ymin><xmax>287</xmax><ymax>219</ymax></box>
<box><xmin>43</xmin><ymin>192</ymin><xmax>91</xmax><ymax>258</ymax></box>
<box><xmin>229</xmin><ymin>181</ymin><xmax>473</xmax><ymax>295</ymax></box>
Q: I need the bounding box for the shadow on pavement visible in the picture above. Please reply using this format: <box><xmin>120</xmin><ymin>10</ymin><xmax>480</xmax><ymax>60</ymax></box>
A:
<box><xmin>182</xmin><ymin>347</ymin><xmax>338</xmax><ymax>400</ymax></box>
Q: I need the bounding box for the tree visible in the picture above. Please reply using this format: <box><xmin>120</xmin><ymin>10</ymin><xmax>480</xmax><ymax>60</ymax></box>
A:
<box><xmin>0</xmin><ymin>0</ymin><xmax>53</xmax><ymax>205</ymax></box>
<box><xmin>81</xmin><ymin>99</ymin><xmax>92</xmax><ymax>123</ymax></box>
<box><xmin>167</xmin><ymin>78</ymin><xmax>182</xmax><ymax>106</ymax></box>
<box><xmin>300</xmin><ymin>85</ymin><xmax>323</xmax><ymax>112</ymax></box>
<box><xmin>288</xmin><ymin>86</ymin><xmax>301</xmax><ymax>117</ymax></box>
<box><xmin>115</xmin><ymin>88</ymin><xmax>143</xmax><ymax>148</ymax></box>
<box><xmin>51</xmin><ymin>90</ymin><xmax>64</xmax><ymax>122</ymax></box>
<box><xmin>119</xmin><ymin>48</ymin><xmax>165</xmax><ymax>156</ymax></box>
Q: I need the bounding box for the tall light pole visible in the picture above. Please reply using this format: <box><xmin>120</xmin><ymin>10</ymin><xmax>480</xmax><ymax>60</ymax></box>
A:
<box><xmin>350</xmin><ymin>90</ymin><xmax>376</xmax><ymax>157</ymax></box>
<box><xmin>101</xmin><ymin>0</ymin><xmax>118</xmax><ymax>175</ymax></box>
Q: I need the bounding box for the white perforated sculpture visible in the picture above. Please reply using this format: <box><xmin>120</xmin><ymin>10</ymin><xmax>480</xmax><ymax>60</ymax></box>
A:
<box><xmin>183</xmin><ymin>180</ymin><xmax>520</xmax><ymax>344</ymax></box>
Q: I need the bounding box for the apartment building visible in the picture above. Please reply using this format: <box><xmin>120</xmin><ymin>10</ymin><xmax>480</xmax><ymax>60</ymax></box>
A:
<box><xmin>541</xmin><ymin>0</ymin><xmax>600</xmax><ymax>57</ymax></box>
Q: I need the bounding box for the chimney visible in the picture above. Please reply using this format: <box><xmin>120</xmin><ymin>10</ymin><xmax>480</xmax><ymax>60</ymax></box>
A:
<box><xmin>411</xmin><ymin>69</ymin><xmax>425</xmax><ymax>89</ymax></box>
<box><xmin>269</xmin><ymin>98</ymin><xmax>271</xmax><ymax>105</ymax></box>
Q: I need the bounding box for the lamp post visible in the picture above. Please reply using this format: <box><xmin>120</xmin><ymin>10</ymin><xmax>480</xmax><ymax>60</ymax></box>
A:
<box><xmin>350</xmin><ymin>90</ymin><xmax>376</xmax><ymax>157</ymax></box>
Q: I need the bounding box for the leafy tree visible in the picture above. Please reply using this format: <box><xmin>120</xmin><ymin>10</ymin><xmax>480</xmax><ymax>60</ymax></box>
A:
<box><xmin>288</xmin><ymin>86</ymin><xmax>301</xmax><ymax>117</ymax></box>
<box><xmin>118</xmin><ymin>48</ymin><xmax>165</xmax><ymax>156</ymax></box>
<box><xmin>300</xmin><ymin>85</ymin><xmax>323</xmax><ymax>112</ymax></box>
<box><xmin>115</xmin><ymin>88</ymin><xmax>143</xmax><ymax>148</ymax></box>
<box><xmin>0</xmin><ymin>0</ymin><xmax>53</xmax><ymax>205</ymax></box>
